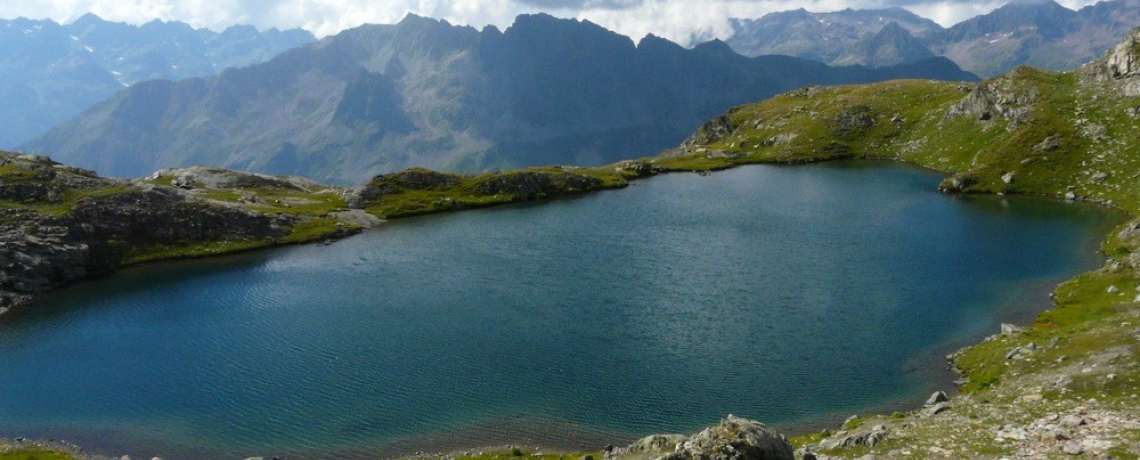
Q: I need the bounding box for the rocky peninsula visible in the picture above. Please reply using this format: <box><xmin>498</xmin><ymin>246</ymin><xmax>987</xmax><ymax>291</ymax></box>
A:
<box><xmin>3</xmin><ymin>26</ymin><xmax>1140</xmax><ymax>460</ymax></box>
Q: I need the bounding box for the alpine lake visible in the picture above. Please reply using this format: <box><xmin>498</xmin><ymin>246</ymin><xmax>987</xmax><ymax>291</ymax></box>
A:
<box><xmin>0</xmin><ymin>161</ymin><xmax>1125</xmax><ymax>460</ymax></box>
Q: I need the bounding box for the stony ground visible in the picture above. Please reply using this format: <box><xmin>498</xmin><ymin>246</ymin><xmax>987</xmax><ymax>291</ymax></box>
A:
<box><xmin>798</xmin><ymin>296</ymin><xmax>1139</xmax><ymax>459</ymax></box>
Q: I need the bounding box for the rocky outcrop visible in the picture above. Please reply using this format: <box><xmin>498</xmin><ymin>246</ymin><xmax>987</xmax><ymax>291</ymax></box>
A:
<box><xmin>1082</xmin><ymin>27</ymin><xmax>1140</xmax><ymax>95</ymax></box>
<box><xmin>946</xmin><ymin>69</ymin><xmax>1039</xmax><ymax>127</ymax></box>
<box><xmin>344</xmin><ymin>168</ymin><xmax>465</xmax><ymax>209</ymax></box>
<box><xmin>1114</xmin><ymin>219</ymin><xmax>1140</xmax><ymax>268</ymax></box>
<box><xmin>831</xmin><ymin>105</ymin><xmax>875</xmax><ymax>135</ymax></box>
<box><xmin>473</xmin><ymin>171</ymin><xmax>605</xmax><ymax>199</ymax></box>
<box><xmin>603</xmin><ymin>416</ymin><xmax>794</xmax><ymax>460</ymax></box>
<box><xmin>682</xmin><ymin>110</ymin><xmax>740</xmax><ymax>149</ymax></box>
<box><xmin>0</xmin><ymin>212</ymin><xmax>87</xmax><ymax>312</ymax></box>
<box><xmin>149</xmin><ymin>166</ymin><xmax>325</xmax><ymax>192</ymax></box>
<box><xmin>0</xmin><ymin>152</ymin><xmax>318</xmax><ymax>314</ymax></box>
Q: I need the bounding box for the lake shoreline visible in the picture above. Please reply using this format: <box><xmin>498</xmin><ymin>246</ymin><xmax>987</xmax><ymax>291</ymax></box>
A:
<box><xmin>3</xmin><ymin>156</ymin><xmax>1131</xmax><ymax>460</ymax></box>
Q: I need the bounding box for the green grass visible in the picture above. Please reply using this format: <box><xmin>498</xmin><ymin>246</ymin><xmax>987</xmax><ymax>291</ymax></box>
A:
<box><xmin>361</xmin><ymin>166</ymin><xmax>631</xmax><ymax>219</ymax></box>
<box><xmin>0</xmin><ymin>447</ymin><xmax>80</xmax><ymax>460</ymax></box>
<box><xmin>664</xmin><ymin>72</ymin><xmax>1140</xmax><ymax>213</ymax></box>
<box><xmin>121</xmin><ymin>238</ymin><xmax>275</xmax><ymax>265</ymax></box>
<box><xmin>277</xmin><ymin>218</ymin><xmax>353</xmax><ymax>244</ymax></box>
<box><xmin>0</xmin><ymin>164</ymin><xmax>43</xmax><ymax>183</ymax></box>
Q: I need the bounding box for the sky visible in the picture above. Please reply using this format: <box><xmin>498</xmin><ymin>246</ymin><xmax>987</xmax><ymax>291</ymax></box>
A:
<box><xmin>0</xmin><ymin>0</ymin><xmax>1106</xmax><ymax>46</ymax></box>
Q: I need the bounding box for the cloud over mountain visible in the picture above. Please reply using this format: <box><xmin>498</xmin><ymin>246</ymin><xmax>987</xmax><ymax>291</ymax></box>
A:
<box><xmin>1</xmin><ymin>0</ymin><xmax>1106</xmax><ymax>47</ymax></box>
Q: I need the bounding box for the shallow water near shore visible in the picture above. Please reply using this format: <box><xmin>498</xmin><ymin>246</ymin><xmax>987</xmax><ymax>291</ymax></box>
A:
<box><xmin>0</xmin><ymin>162</ymin><xmax>1124</xmax><ymax>459</ymax></box>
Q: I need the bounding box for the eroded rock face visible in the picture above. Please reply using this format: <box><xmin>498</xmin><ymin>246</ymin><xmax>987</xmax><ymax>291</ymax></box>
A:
<box><xmin>946</xmin><ymin>71</ymin><xmax>1038</xmax><ymax>128</ymax></box>
<box><xmin>832</xmin><ymin>105</ymin><xmax>875</xmax><ymax>135</ymax></box>
<box><xmin>0</xmin><ymin>153</ymin><xmax>295</xmax><ymax>313</ymax></box>
<box><xmin>1083</xmin><ymin>27</ymin><xmax>1140</xmax><ymax>95</ymax></box>
<box><xmin>1086</xmin><ymin>28</ymin><xmax>1140</xmax><ymax>81</ymax></box>
<box><xmin>0</xmin><ymin>213</ymin><xmax>87</xmax><ymax>311</ymax></box>
<box><xmin>603</xmin><ymin>416</ymin><xmax>795</xmax><ymax>460</ymax></box>
<box><xmin>682</xmin><ymin>110</ymin><xmax>740</xmax><ymax>148</ymax></box>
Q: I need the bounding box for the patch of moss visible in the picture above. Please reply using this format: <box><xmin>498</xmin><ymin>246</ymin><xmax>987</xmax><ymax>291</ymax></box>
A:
<box><xmin>0</xmin><ymin>447</ymin><xmax>80</xmax><ymax>460</ymax></box>
<box><xmin>277</xmin><ymin>218</ymin><xmax>352</xmax><ymax>244</ymax></box>
<box><xmin>121</xmin><ymin>238</ymin><xmax>274</xmax><ymax>265</ymax></box>
<box><xmin>362</xmin><ymin>167</ymin><xmax>629</xmax><ymax>219</ymax></box>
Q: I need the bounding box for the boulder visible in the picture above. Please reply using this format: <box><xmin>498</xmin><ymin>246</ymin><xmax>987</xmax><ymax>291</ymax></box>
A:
<box><xmin>925</xmin><ymin>391</ymin><xmax>949</xmax><ymax>406</ymax></box>
<box><xmin>1001</xmin><ymin>323</ymin><xmax>1024</xmax><ymax>335</ymax></box>
<box><xmin>603</xmin><ymin>416</ymin><xmax>794</xmax><ymax>460</ymax></box>
<box><xmin>818</xmin><ymin>428</ymin><xmax>889</xmax><ymax>450</ymax></box>
<box><xmin>924</xmin><ymin>402</ymin><xmax>950</xmax><ymax>417</ymax></box>
<box><xmin>682</xmin><ymin>110</ymin><xmax>740</xmax><ymax>148</ymax></box>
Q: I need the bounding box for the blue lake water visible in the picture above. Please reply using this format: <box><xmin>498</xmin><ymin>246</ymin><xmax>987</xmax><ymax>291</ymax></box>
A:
<box><xmin>0</xmin><ymin>162</ymin><xmax>1123</xmax><ymax>459</ymax></box>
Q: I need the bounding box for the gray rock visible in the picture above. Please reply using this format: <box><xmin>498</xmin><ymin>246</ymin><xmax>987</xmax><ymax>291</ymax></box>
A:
<box><xmin>1034</xmin><ymin>135</ymin><xmax>1062</xmax><ymax>153</ymax></box>
<box><xmin>925</xmin><ymin>391</ymin><xmax>949</xmax><ymax>406</ymax></box>
<box><xmin>761</xmin><ymin>133</ymin><xmax>798</xmax><ymax>147</ymax></box>
<box><xmin>925</xmin><ymin>402</ymin><xmax>950</xmax><ymax>417</ymax></box>
<box><xmin>683</xmin><ymin>113</ymin><xmax>738</xmax><ymax>147</ymax></box>
<box><xmin>1062</xmin><ymin>440</ymin><xmax>1084</xmax><ymax>455</ymax></box>
<box><xmin>603</xmin><ymin>415</ymin><xmax>794</xmax><ymax>460</ymax></box>
<box><xmin>833</xmin><ymin>105</ymin><xmax>875</xmax><ymax>134</ymax></box>
<box><xmin>1060</xmin><ymin>415</ymin><xmax>1086</xmax><ymax>428</ymax></box>
<box><xmin>328</xmin><ymin>210</ymin><xmax>386</xmax><ymax>229</ymax></box>
<box><xmin>1001</xmin><ymin>171</ymin><xmax>1015</xmax><ymax>184</ymax></box>
<box><xmin>1001</xmin><ymin>323</ymin><xmax>1024</xmax><ymax>335</ymax></box>
<box><xmin>818</xmin><ymin>429</ymin><xmax>889</xmax><ymax>450</ymax></box>
<box><xmin>939</xmin><ymin>174</ymin><xmax>976</xmax><ymax>193</ymax></box>
<box><xmin>149</xmin><ymin>166</ymin><xmax>323</xmax><ymax>192</ymax></box>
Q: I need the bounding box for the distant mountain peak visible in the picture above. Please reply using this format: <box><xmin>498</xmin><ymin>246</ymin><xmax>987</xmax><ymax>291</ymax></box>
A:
<box><xmin>693</xmin><ymin>38</ymin><xmax>735</xmax><ymax>56</ymax></box>
<box><xmin>71</xmin><ymin>12</ymin><xmax>105</xmax><ymax>25</ymax></box>
<box><xmin>0</xmin><ymin>13</ymin><xmax>317</xmax><ymax>147</ymax></box>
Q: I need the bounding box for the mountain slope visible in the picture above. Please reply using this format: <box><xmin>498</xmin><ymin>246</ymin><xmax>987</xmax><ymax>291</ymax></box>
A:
<box><xmin>0</xmin><ymin>14</ymin><xmax>314</xmax><ymax>147</ymax></box>
<box><xmin>726</xmin><ymin>0</ymin><xmax>1140</xmax><ymax>77</ymax></box>
<box><xmin>22</xmin><ymin>13</ymin><xmax>977</xmax><ymax>184</ymax></box>
<box><xmin>832</xmin><ymin>22</ymin><xmax>935</xmax><ymax>67</ymax></box>
<box><xmin>726</xmin><ymin>7</ymin><xmax>941</xmax><ymax>63</ymax></box>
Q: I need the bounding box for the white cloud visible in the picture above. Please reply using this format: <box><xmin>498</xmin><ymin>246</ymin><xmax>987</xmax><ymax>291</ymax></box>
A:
<box><xmin>0</xmin><ymin>0</ymin><xmax>1107</xmax><ymax>45</ymax></box>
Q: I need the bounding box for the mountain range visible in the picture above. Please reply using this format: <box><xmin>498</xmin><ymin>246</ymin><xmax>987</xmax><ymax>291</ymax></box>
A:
<box><xmin>726</xmin><ymin>0</ymin><xmax>1140</xmax><ymax>77</ymax></box>
<box><xmin>0</xmin><ymin>13</ymin><xmax>314</xmax><ymax>147</ymax></box>
<box><xmin>21</xmin><ymin>13</ymin><xmax>976</xmax><ymax>184</ymax></box>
